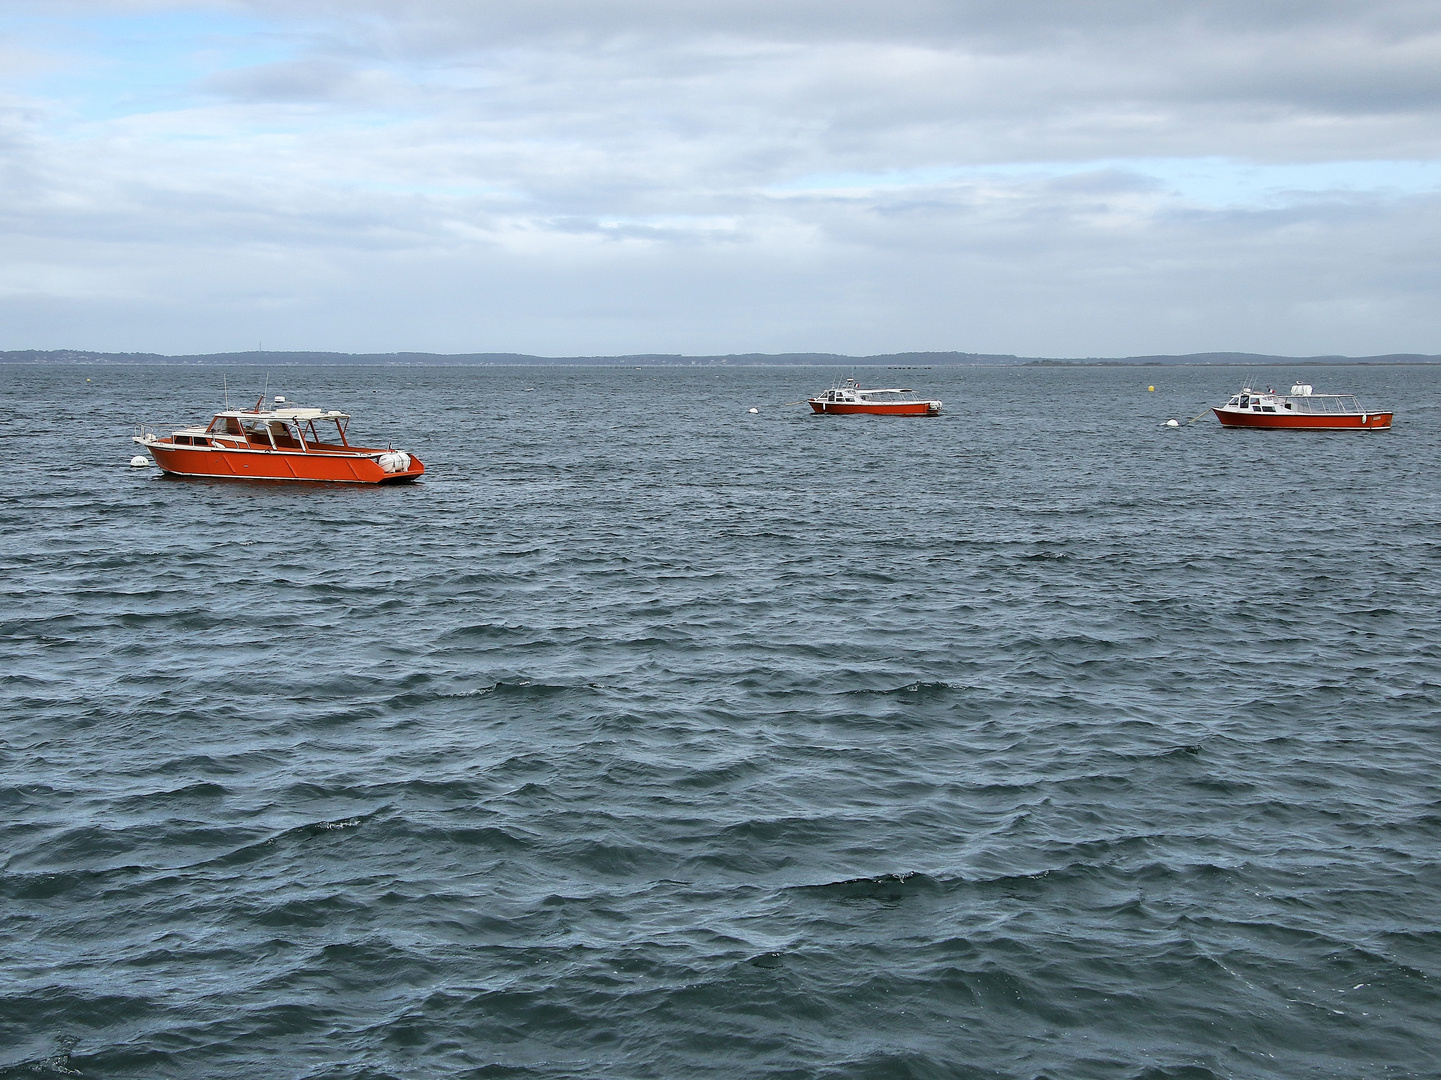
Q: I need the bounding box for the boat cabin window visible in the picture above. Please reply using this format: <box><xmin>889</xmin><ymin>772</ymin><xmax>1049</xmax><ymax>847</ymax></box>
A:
<box><xmin>268</xmin><ymin>421</ymin><xmax>302</xmax><ymax>448</ymax></box>
<box><xmin>304</xmin><ymin>418</ymin><xmax>348</xmax><ymax>446</ymax></box>
<box><xmin>208</xmin><ymin>416</ymin><xmax>244</xmax><ymax>436</ymax></box>
<box><xmin>1287</xmin><ymin>394</ymin><xmax>1364</xmax><ymax>415</ymax></box>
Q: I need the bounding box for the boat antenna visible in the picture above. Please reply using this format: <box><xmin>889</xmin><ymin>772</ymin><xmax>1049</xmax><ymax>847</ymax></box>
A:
<box><xmin>254</xmin><ymin>371</ymin><xmax>269</xmax><ymax>413</ymax></box>
<box><xmin>223</xmin><ymin>374</ymin><xmax>229</xmax><ymax>410</ymax></box>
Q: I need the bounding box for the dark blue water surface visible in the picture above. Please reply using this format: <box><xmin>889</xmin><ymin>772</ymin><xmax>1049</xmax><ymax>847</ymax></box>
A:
<box><xmin>3</xmin><ymin>362</ymin><xmax>1440</xmax><ymax>1080</ymax></box>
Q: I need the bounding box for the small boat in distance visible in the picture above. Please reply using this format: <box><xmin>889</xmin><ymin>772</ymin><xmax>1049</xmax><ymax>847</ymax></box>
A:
<box><xmin>809</xmin><ymin>378</ymin><xmax>942</xmax><ymax>416</ymax></box>
<box><xmin>134</xmin><ymin>395</ymin><xmax>425</xmax><ymax>483</ymax></box>
<box><xmin>1213</xmin><ymin>385</ymin><xmax>1392</xmax><ymax>430</ymax></box>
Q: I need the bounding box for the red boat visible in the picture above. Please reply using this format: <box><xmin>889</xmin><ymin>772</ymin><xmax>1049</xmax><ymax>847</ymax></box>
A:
<box><xmin>1214</xmin><ymin>385</ymin><xmax>1392</xmax><ymax>430</ymax></box>
<box><xmin>134</xmin><ymin>396</ymin><xmax>424</xmax><ymax>483</ymax></box>
<box><xmin>809</xmin><ymin>379</ymin><xmax>942</xmax><ymax>415</ymax></box>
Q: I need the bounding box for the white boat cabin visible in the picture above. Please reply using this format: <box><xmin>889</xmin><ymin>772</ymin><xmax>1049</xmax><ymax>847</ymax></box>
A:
<box><xmin>1223</xmin><ymin>385</ymin><xmax>1364</xmax><ymax>416</ymax></box>
<box><xmin>815</xmin><ymin>379</ymin><xmax>916</xmax><ymax>404</ymax></box>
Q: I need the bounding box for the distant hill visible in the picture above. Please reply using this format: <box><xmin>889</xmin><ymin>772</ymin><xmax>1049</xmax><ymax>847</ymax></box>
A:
<box><xmin>2</xmin><ymin>348</ymin><xmax>1438</xmax><ymax>366</ymax></box>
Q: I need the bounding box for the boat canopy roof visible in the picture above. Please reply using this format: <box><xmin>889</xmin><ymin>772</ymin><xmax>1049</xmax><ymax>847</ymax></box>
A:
<box><xmin>213</xmin><ymin>408</ymin><xmax>350</xmax><ymax>421</ymax></box>
<box><xmin>824</xmin><ymin>378</ymin><xmax>915</xmax><ymax>395</ymax></box>
<box><xmin>1237</xmin><ymin>386</ymin><xmax>1358</xmax><ymax>399</ymax></box>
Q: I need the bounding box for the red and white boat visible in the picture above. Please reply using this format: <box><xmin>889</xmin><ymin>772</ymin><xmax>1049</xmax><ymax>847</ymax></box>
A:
<box><xmin>809</xmin><ymin>378</ymin><xmax>942</xmax><ymax>415</ymax></box>
<box><xmin>134</xmin><ymin>396</ymin><xmax>425</xmax><ymax>483</ymax></box>
<box><xmin>1213</xmin><ymin>384</ymin><xmax>1392</xmax><ymax>430</ymax></box>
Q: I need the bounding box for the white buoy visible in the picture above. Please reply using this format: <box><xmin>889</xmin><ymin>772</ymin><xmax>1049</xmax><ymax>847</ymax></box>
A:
<box><xmin>130</xmin><ymin>455</ymin><xmax>151</xmax><ymax>467</ymax></box>
<box><xmin>1165</xmin><ymin>419</ymin><xmax>1180</xmax><ymax>427</ymax></box>
<box><xmin>749</xmin><ymin>407</ymin><xmax>759</xmax><ymax>414</ymax></box>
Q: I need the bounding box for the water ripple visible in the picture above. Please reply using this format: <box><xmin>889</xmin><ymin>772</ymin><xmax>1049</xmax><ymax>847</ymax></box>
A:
<box><xmin>3</xmin><ymin>363</ymin><xmax>1440</xmax><ymax>1078</ymax></box>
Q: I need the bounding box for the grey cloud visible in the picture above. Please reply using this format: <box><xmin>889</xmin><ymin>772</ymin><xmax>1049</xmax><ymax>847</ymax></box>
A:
<box><xmin>5</xmin><ymin>0</ymin><xmax>1441</xmax><ymax>355</ymax></box>
<box><xmin>185</xmin><ymin>3</ymin><xmax>1441</xmax><ymax>175</ymax></box>
<box><xmin>6</xmin><ymin>183</ymin><xmax>1438</xmax><ymax>356</ymax></box>
<box><xmin>224</xmin><ymin>0</ymin><xmax>1438</xmax><ymax>47</ymax></box>
<box><xmin>197</xmin><ymin>59</ymin><xmax>392</xmax><ymax>103</ymax></box>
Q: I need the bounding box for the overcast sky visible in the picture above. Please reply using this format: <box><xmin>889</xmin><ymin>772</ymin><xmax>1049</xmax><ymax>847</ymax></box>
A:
<box><xmin>2</xmin><ymin>0</ymin><xmax>1439</xmax><ymax>356</ymax></box>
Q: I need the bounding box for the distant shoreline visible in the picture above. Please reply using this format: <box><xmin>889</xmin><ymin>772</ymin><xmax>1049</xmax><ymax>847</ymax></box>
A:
<box><xmin>3</xmin><ymin>349</ymin><xmax>1439</xmax><ymax>367</ymax></box>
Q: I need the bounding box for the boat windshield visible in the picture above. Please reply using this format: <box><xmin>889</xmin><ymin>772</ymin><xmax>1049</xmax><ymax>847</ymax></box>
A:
<box><xmin>207</xmin><ymin>415</ymin><xmax>244</xmax><ymax>436</ymax></box>
<box><xmin>268</xmin><ymin>421</ymin><xmax>303</xmax><ymax>448</ymax></box>
<box><xmin>235</xmin><ymin>418</ymin><xmax>302</xmax><ymax>448</ymax></box>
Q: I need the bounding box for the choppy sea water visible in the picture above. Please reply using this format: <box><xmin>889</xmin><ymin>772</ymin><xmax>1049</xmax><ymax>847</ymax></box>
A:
<box><xmin>3</xmin><ymin>362</ymin><xmax>1440</xmax><ymax>1080</ymax></box>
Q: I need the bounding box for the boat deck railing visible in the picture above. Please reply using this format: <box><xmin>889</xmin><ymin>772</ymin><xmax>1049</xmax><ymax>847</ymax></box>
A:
<box><xmin>1287</xmin><ymin>395</ymin><xmax>1363</xmax><ymax>414</ymax></box>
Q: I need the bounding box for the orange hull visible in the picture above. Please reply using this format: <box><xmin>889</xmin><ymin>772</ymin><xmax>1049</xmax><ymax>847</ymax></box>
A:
<box><xmin>809</xmin><ymin>400</ymin><xmax>938</xmax><ymax>415</ymax></box>
<box><xmin>1214</xmin><ymin>408</ymin><xmax>1392</xmax><ymax>430</ymax></box>
<box><xmin>146</xmin><ymin>443</ymin><xmax>424</xmax><ymax>483</ymax></box>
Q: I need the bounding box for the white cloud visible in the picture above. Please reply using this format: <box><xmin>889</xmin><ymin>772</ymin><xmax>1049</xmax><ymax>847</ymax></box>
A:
<box><xmin>0</xmin><ymin>0</ymin><xmax>1439</xmax><ymax>354</ymax></box>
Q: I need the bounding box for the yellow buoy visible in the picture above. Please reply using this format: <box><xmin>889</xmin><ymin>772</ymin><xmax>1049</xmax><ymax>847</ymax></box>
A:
<box><xmin>1148</xmin><ymin>385</ymin><xmax>1155</xmax><ymax>392</ymax></box>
